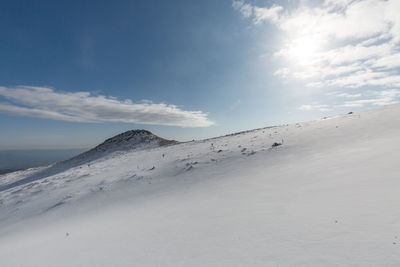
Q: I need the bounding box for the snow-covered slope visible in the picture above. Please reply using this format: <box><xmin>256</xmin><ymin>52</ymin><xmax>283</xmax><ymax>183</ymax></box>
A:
<box><xmin>1</xmin><ymin>104</ymin><xmax>400</xmax><ymax>266</ymax></box>
<box><xmin>0</xmin><ymin>130</ymin><xmax>177</xmax><ymax>193</ymax></box>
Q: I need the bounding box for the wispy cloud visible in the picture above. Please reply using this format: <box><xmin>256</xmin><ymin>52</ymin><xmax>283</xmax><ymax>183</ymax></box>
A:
<box><xmin>232</xmin><ymin>1</ymin><xmax>283</xmax><ymax>24</ymax></box>
<box><xmin>232</xmin><ymin>1</ymin><xmax>253</xmax><ymax>18</ymax></box>
<box><xmin>0</xmin><ymin>86</ymin><xmax>214</xmax><ymax>127</ymax></box>
<box><xmin>234</xmin><ymin>0</ymin><xmax>400</xmax><ymax>95</ymax></box>
<box><xmin>332</xmin><ymin>92</ymin><xmax>362</xmax><ymax>98</ymax></box>
<box><xmin>342</xmin><ymin>89</ymin><xmax>400</xmax><ymax>107</ymax></box>
<box><xmin>299</xmin><ymin>89</ymin><xmax>400</xmax><ymax>111</ymax></box>
<box><xmin>299</xmin><ymin>104</ymin><xmax>331</xmax><ymax>112</ymax></box>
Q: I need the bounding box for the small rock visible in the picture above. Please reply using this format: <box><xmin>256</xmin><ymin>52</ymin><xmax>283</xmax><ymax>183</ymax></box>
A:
<box><xmin>272</xmin><ymin>142</ymin><xmax>282</xmax><ymax>148</ymax></box>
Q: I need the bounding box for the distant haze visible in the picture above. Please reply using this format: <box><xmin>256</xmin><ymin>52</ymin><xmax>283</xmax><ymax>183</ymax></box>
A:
<box><xmin>0</xmin><ymin>149</ymin><xmax>87</xmax><ymax>174</ymax></box>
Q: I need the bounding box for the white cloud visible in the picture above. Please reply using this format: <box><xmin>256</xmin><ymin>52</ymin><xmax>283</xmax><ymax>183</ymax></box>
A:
<box><xmin>233</xmin><ymin>0</ymin><xmax>400</xmax><ymax>96</ymax></box>
<box><xmin>273</xmin><ymin>67</ymin><xmax>291</xmax><ymax>78</ymax></box>
<box><xmin>373</xmin><ymin>53</ymin><xmax>400</xmax><ymax>70</ymax></box>
<box><xmin>298</xmin><ymin>90</ymin><xmax>400</xmax><ymax>111</ymax></box>
<box><xmin>343</xmin><ymin>97</ymin><xmax>399</xmax><ymax>107</ymax></box>
<box><xmin>0</xmin><ymin>86</ymin><xmax>214</xmax><ymax>127</ymax></box>
<box><xmin>232</xmin><ymin>1</ymin><xmax>253</xmax><ymax>18</ymax></box>
<box><xmin>324</xmin><ymin>0</ymin><xmax>356</xmax><ymax>8</ymax></box>
<box><xmin>232</xmin><ymin>1</ymin><xmax>283</xmax><ymax>23</ymax></box>
<box><xmin>299</xmin><ymin>104</ymin><xmax>331</xmax><ymax>112</ymax></box>
<box><xmin>253</xmin><ymin>5</ymin><xmax>283</xmax><ymax>24</ymax></box>
<box><xmin>299</xmin><ymin>89</ymin><xmax>400</xmax><ymax>110</ymax></box>
<box><xmin>334</xmin><ymin>92</ymin><xmax>362</xmax><ymax>98</ymax></box>
<box><xmin>299</xmin><ymin>105</ymin><xmax>313</xmax><ymax>111</ymax></box>
<box><xmin>322</xmin><ymin>70</ymin><xmax>400</xmax><ymax>88</ymax></box>
<box><xmin>378</xmin><ymin>89</ymin><xmax>400</xmax><ymax>98</ymax></box>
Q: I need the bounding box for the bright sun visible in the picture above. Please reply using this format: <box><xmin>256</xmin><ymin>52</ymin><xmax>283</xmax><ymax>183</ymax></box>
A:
<box><xmin>287</xmin><ymin>36</ymin><xmax>320</xmax><ymax>65</ymax></box>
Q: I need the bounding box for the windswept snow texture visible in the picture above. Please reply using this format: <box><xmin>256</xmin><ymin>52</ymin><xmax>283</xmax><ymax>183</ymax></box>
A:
<box><xmin>1</xmin><ymin>105</ymin><xmax>400</xmax><ymax>266</ymax></box>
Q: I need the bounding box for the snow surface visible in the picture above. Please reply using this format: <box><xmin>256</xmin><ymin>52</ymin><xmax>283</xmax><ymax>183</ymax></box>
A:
<box><xmin>1</xmin><ymin>104</ymin><xmax>400</xmax><ymax>266</ymax></box>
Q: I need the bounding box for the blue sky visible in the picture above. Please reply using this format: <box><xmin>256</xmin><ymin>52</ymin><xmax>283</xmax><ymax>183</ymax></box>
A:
<box><xmin>1</xmin><ymin>0</ymin><xmax>399</xmax><ymax>149</ymax></box>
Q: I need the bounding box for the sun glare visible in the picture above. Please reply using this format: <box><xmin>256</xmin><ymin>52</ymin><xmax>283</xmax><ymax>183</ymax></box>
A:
<box><xmin>287</xmin><ymin>36</ymin><xmax>321</xmax><ymax>65</ymax></box>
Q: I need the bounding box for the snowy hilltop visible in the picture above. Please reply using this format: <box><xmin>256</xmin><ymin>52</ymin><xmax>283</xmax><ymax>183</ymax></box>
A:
<box><xmin>75</xmin><ymin>129</ymin><xmax>178</xmax><ymax>155</ymax></box>
<box><xmin>68</xmin><ymin>129</ymin><xmax>178</xmax><ymax>163</ymax></box>
<box><xmin>1</xmin><ymin>104</ymin><xmax>400</xmax><ymax>266</ymax></box>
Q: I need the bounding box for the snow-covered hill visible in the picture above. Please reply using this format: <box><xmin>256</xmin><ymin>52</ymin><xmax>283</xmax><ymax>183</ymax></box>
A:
<box><xmin>72</xmin><ymin>129</ymin><xmax>178</xmax><ymax>160</ymax></box>
<box><xmin>1</xmin><ymin>104</ymin><xmax>400</xmax><ymax>266</ymax></box>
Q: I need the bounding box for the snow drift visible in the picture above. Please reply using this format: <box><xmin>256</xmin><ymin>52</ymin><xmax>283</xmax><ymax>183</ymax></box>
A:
<box><xmin>1</xmin><ymin>104</ymin><xmax>400</xmax><ymax>266</ymax></box>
